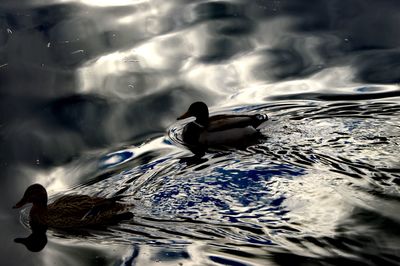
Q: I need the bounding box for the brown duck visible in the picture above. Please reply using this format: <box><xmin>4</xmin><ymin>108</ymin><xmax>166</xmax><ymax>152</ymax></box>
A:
<box><xmin>177</xmin><ymin>102</ymin><xmax>268</xmax><ymax>150</ymax></box>
<box><xmin>13</xmin><ymin>184</ymin><xmax>133</xmax><ymax>230</ymax></box>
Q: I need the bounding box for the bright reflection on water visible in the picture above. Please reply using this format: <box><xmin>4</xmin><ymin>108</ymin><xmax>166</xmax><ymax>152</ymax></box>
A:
<box><xmin>1</xmin><ymin>0</ymin><xmax>400</xmax><ymax>265</ymax></box>
<box><xmin>14</xmin><ymin>102</ymin><xmax>400</xmax><ymax>265</ymax></box>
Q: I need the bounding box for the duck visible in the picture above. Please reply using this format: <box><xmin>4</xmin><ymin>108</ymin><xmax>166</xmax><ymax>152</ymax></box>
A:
<box><xmin>177</xmin><ymin>102</ymin><xmax>268</xmax><ymax>151</ymax></box>
<box><xmin>13</xmin><ymin>184</ymin><xmax>133</xmax><ymax>231</ymax></box>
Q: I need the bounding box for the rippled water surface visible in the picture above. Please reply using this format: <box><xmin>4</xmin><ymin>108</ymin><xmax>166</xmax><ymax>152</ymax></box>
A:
<box><xmin>1</xmin><ymin>1</ymin><xmax>400</xmax><ymax>266</ymax></box>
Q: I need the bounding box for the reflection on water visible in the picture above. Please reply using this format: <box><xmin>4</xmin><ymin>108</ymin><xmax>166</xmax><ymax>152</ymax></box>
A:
<box><xmin>12</xmin><ymin>101</ymin><xmax>400</xmax><ymax>265</ymax></box>
<box><xmin>1</xmin><ymin>0</ymin><xmax>400</xmax><ymax>265</ymax></box>
<box><xmin>15</xmin><ymin>229</ymin><xmax>47</xmax><ymax>252</ymax></box>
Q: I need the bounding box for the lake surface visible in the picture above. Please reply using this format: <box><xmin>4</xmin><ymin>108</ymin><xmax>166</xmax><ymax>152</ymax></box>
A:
<box><xmin>1</xmin><ymin>0</ymin><xmax>400</xmax><ymax>265</ymax></box>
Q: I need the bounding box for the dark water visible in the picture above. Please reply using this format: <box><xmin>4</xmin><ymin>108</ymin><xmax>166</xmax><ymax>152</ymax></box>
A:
<box><xmin>1</xmin><ymin>0</ymin><xmax>400</xmax><ymax>265</ymax></box>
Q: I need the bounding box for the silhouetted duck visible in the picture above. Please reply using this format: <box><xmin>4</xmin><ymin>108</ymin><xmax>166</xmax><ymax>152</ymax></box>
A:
<box><xmin>177</xmin><ymin>102</ymin><xmax>268</xmax><ymax>151</ymax></box>
<box><xmin>13</xmin><ymin>184</ymin><xmax>133</xmax><ymax>230</ymax></box>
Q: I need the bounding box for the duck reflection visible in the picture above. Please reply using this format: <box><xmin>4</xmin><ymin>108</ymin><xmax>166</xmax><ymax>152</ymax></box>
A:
<box><xmin>179</xmin><ymin>153</ymin><xmax>208</xmax><ymax>166</ymax></box>
<box><xmin>14</xmin><ymin>229</ymin><xmax>47</xmax><ymax>252</ymax></box>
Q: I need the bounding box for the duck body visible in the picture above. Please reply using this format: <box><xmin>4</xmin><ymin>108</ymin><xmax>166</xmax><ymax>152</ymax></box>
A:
<box><xmin>177</xmin><ymin>102</ymin><xmax>268</xmax><ymax>150</ymax></box>
<box><xmin>14</xmin><ymin>184</ymin><xmax>133</xmax><ymax>230</ymax></box>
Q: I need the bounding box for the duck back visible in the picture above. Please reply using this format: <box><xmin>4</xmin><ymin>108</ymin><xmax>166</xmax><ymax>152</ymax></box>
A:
<box><xmin>208</xmin><ymin>114</ymin><xmax>268</xmax><ymax>132</ymax></box>
<box><xmin>199</xmin><ymin>126</ymin><xmax>259</xmax><ymax>148</ymax></box>
<box><xmin>43</xmin><ymin>195</ymin><xmax>131</xmax><ymax>228</ymax></box>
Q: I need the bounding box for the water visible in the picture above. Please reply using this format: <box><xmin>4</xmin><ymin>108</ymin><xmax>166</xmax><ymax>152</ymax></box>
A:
<box><xmin>1</xmin><ymin>1</ymin><xmax>400</xmax><ymax>265</ymax></box>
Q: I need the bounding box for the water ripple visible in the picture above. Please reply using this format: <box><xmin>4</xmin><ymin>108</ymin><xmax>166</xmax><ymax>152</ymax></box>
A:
<box><xmin>15</xmin><ymin>101</ymin><xmax>399</xmax><ymax>265</ymax></box>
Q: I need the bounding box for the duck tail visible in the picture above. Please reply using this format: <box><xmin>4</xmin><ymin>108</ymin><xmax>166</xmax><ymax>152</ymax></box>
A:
<box><xmin>255</xmin><ymin>114</ymin><xmax>268</xmax><ymax>122</ymax></box>
<box><xmin>254</xmin><ymin>113</ymin><xmax>269</xmax><ymax>128</ymax></box>
<box><xmin>110</xmin><ymin>194</ymin><xmax>139</xmax><ymax>204</ymax></box>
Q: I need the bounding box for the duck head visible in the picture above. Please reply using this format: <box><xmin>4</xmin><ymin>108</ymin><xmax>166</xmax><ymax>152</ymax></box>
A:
<box><xmin>177</xmin><ymin>102</ymin><xmax>209</xmax><ymax>126</ymax></box>
<box><xmin>13</xmin><ymin>184</ymin><xmax>48</xmax><ymax>208</ymax></box>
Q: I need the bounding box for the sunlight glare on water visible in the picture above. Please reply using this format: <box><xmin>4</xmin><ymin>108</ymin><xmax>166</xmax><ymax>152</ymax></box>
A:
<box><xmin>13</xmin><ymin>100</ymin><xmax>399</xmax><ymax>265</ymax></box>
<box><xmin>1</xmin><ymin>0</ymin><xmax>400</xmax><ymax>265</ymax></box>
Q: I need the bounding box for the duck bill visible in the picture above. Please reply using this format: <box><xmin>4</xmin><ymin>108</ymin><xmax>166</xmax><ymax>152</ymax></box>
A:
<box><xmin>13</xmin><ymin>198</ymin><xmax>27</xmax><ymax>209</ymax></box>
<box><xmin>177</xmin><ymin>111</ymin><xmax>191</xmax><ymax>120</ymax></box>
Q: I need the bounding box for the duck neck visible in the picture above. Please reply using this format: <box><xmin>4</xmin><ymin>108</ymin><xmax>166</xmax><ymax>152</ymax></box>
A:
<box><xmin>195</xmin><ymin>116</ymin><xmax>208</xmax><ymax>128</ymax></box>
<box><xmin>193</xmin><ymin>120</ymin><xmax>206</xmax><ymax>128</ymax></box>
<box><xmin>30</xmin><ymin>203</ymin><xmax>48</xmax><ymax>228</ymax></box>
